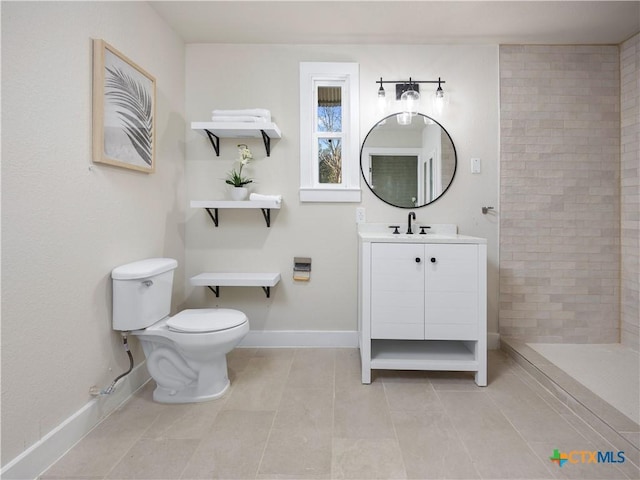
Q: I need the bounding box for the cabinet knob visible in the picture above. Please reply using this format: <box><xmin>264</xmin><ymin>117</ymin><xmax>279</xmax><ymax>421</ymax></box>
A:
<box><xmin>415</xmin><ymin>257</ymin><xmax>421</xmax><ymax>263</ymax></box>
<box><xmin>430</xmin><ymin>257</ymin><xmax>437</xmax><ymax>263</ymax></box>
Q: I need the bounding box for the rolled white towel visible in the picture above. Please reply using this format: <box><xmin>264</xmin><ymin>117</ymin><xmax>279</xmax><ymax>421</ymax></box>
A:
<box><xmin>212</xmin><ymin>109</ymin><xmax>271</xmax><ymax>121</ymax></box>
<box><xmin>210</xmin><ymin>115</ymin><xmax>269</xmax><ymax>123</ymax></box>
<box><xmin>249</xmin><ymin>193</ymin><xmax>282</xmax><ymax>204</ymax></box>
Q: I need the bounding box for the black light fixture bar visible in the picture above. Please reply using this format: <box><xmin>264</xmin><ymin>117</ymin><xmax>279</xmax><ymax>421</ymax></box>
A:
<box><xmin>376</xmin><ymin>78</ymin><xmax>446</xmax><ymax>85</ymax></box>
<box><xmin>377</xmin><ymin>77</ymin><xmax>446</xmax><ymax>100</ymax></box>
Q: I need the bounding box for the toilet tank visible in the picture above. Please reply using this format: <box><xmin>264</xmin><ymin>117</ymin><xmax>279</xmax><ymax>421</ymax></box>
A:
<box><xmin>111</xmin><ymin>258</ymin><xmax>178</xmax><ymax>331</ymax></box>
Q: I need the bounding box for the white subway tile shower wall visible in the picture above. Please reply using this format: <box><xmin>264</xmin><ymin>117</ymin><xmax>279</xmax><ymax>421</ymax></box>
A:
<box><xmin>620</xmin><ymin>34</ymin><xmax>640</xmax><ymax>351</ymax></box>
<box><xmin>499</xmin><ymin>45</ymin><xmax>621</xmax><ymax>343</ymax></box>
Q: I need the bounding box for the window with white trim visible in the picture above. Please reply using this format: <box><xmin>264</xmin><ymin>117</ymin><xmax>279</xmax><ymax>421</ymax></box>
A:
<box><xmin>299</xmin><ymin>62</ymin><xmax>360</xmax><ymax>202</ymax></box>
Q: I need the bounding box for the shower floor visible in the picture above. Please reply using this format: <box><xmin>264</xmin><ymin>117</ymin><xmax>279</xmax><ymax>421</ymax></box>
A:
<box><xmin>528</xmin><ymin>343</ymin><xmax>639</xmax><ymax>424</ymax></box>
<box><xmin>501</xmin><ymin>337</ymin><xmax>640</xmax><ymax>465</ymax></box>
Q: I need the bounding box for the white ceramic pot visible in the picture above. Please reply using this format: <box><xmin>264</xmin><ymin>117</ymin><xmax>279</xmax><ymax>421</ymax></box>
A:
<box><xmin>229</xmin><ymin>187</ymin><xmax>248</xmax><ymax>201</ymax></box>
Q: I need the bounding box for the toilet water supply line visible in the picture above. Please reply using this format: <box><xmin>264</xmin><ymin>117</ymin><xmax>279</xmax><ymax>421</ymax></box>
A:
<box><xmin>90</xmin><ymin>332</ymin><xmax>134</xmax><ymax>396</ymax></box>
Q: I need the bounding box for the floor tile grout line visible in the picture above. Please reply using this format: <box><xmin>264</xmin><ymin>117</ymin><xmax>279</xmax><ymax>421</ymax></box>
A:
<box><xmin>176</xmin><ymin>437</ymin><xmax>204</xmax><ymax>480</ymax></box>
<box><xmin>381</xmin><ymin>377</ymin><xmax>410</xmax><ymax>480</ymax></box>
<box><xmin>503</xmin><ymin>353</ymin><xmax>579</xmax><ymax>479</ymax></box>
<box><xmin>253</xmin><ymin>347</ymin><xmax>296</xmax><ymax>479</ymax></box>
<box><xmin>183</xmin><ymin>347</ymin><xmax>255</xmax><ymax>480</ymax></box>
<box><xmin>177</xmin><ymin>387</ymin><xmax>233</xmax><ymax>480</ymax></box>
<box><xmin>101</xmin><ymin>392</ymin><xmax>164</xmax><ymax>480</ymax></box>
<box><xmin>431</xmin><ymin>383</ymin><xmax>484</xmax><ymax>480</ymax></box>
<box><xmin>483</xmin><ymin>381</ymin><xmax>558</xmax><ymax>480</ymax></box>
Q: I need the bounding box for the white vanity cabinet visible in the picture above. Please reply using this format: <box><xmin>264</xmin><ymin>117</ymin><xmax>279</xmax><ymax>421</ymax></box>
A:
<box><xmin>359</xmin><ymin>225</ymin><xmax>487</xmax><ymax>386</ymax></box>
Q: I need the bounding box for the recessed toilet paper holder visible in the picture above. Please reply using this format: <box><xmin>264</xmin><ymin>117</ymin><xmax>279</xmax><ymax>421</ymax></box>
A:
<box><xmin>293</xmin><ymin>257</ymin><xmax>311</xmax><ymax>281</ymax></box>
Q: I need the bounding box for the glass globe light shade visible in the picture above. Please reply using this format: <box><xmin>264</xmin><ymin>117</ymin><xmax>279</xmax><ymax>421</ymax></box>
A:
<box><xmin>401</xmin><ymin>88</ymin><xmax>420</xmax><ymax>116</ymax></box>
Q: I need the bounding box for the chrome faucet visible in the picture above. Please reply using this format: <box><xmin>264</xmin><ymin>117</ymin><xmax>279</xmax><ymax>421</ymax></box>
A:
<box><xmin>407</xmin><ymin>211</ymin><xmax>416</xmax><ymax>234</ymax></box>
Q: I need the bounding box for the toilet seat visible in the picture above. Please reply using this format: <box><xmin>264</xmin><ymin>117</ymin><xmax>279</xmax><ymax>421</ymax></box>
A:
<box><xmin>167</xmin><ymin>308</ymin><xmax>247</xmax><ymax>333</ymax></box>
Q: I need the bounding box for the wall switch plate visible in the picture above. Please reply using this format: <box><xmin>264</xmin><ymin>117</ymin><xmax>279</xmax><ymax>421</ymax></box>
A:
<box><xmin>471</xmin><ymin>158</ymin><xmax>481</xmax><ymax>174</ymax></box>
<box><xmin>356</xmin><ymin>207</ymin><xmax>366</xmax><ymax>224</ymax></box>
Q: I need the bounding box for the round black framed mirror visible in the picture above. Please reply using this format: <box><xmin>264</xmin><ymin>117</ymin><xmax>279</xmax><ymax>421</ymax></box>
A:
<box><xmin>360</xmin><ymin>113</ymin><xmax>457</xmax><ymax>208</ymax></box>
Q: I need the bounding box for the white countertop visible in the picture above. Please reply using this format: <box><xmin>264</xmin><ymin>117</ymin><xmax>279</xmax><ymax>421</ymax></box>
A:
<box><xmin>357</xmin><ymin>223</ymin><xmax>486</xmax><ymax>244</ymax></box>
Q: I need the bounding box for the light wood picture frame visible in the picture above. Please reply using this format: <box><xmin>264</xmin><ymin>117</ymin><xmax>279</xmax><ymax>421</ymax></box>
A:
<box><xmin>93</xmin><ymin>39</ymin><xmax>156</xmax><ymax>173</ymax></box>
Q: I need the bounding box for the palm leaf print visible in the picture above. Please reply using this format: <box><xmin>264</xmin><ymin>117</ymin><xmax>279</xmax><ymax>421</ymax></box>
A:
<box><xmin>105</xmin><ymin>66</ymin><xmax>153</xmax><ymax>166</ymax></box>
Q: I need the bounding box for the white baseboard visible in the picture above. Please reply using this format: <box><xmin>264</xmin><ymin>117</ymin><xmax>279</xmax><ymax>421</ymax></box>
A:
<box><xmin>239</xmin><ymin>330</ymin><xmax>359</xmax><ymax>348</ymax></box>
<box><xmin>1</xmin><ymin>363</ymin><xmax>150</xmax><ymax>480</ymax></box>
<box><xmin>239</xmin><ymin>330</ymin><xmax>500</xmax><ymax>350</ymax></box>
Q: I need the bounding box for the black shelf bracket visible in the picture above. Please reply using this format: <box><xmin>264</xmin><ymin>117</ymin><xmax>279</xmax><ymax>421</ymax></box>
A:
<box><xmin>261</xmin><ymin>208</ymin><xmax>271</xmax><ymax>227</ymax></box>
<box><xmin>260</xmin><ymin>130</ymin><xmax>272</xmax><ymax>157</ymax></box>
<box><xmin>201</xmin><ymin>129</ymin><xmax>274</xmax><ymax>157</ymax></box>
<box><xmin>204</xmin><ymin>130</ymin><xmax>220</xmax><ymax>156</ymax></box>
<box><xmin>206</xmin><ymin>285</ymin><xmax>271</xmax><ymax>298</ymax></box>
<box><xmin>204</xmin><ymin>208</ymin><xmax>219</xmax><ymax>227</ymax></box>
<box><xmin>202</xmin><ymin>207</ymin><xmax>272</xmax><ymax>227</ymax></box>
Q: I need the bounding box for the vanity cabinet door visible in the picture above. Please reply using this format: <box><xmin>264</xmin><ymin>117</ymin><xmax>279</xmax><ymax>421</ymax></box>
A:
<box><xmin>424</xmin><ymin>244</ymin><xmax>479</xmax><ymax>340</ymax></box>
<box><xmin>370</xmin><ymin>243</ymin><xmax>424</xmax><ymax>339</ymax></box>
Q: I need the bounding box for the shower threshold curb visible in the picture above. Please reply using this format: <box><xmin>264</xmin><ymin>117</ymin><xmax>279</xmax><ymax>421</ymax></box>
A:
<box><xmin>501</xmin><ymin>337</ymin><xmax>639</xmax><ymax>473</ymax></box>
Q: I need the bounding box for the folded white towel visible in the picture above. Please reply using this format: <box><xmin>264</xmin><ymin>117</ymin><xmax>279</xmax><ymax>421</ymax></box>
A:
<box><xmin>212</xmin><ymin>109</ymin><xmax>271</xmax><ymax>121</ymax></box>
<box><xmin>210</xmin><ymin>115</ymin><xmax>269</xmax><ymax>123</ymax></box>
<box><xmin>249</xmin><ymin>193</ymin><xmax>282</xmax><ymax>204</ymax></box>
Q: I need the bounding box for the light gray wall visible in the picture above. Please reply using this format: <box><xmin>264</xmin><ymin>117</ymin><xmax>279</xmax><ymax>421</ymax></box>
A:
<box><xmin>184</xmin><ymin>44</ymin><xmax>500</xmax><ymax>335</ymax></box>
<box><xmin>1</xmin><ymin>1</ymin><xmax>186</xmax><ymax>466</ymax></box>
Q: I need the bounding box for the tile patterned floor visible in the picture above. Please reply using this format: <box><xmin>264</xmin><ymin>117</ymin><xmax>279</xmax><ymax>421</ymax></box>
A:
<box><xmin>41</xmin><ymin>349</ymin><xmax>639</xmax><ymax>479</ymax></box>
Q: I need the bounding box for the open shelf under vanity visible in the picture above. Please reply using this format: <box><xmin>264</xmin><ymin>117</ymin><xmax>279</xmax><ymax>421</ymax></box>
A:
<box><xmin>370</xmin><ymin>340</ymin><xmax>480</xmax><ymax>372</ymax></box>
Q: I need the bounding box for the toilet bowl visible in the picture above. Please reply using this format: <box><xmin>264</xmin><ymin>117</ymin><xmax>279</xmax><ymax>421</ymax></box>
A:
<box><xmin>134</xmin><ymin>309</ymin><xmax>248</xmax><ymax>403</ymax></box>
<box><xmin>111</xmin><ymin>258</ymin><xmax>249</xmax><ymax>404</ymax></box>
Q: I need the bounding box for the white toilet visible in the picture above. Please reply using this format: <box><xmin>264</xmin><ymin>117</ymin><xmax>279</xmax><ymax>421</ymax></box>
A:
<box><xmin>111</xmin><ymin>258</ymin><xmax>249</xmax><ymax>403</ymax></box>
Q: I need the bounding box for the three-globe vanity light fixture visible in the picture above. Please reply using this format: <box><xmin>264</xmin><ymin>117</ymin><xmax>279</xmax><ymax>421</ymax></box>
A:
<box><xmin>376</xmin><ymin>77</ymin><xmax>446</xmax><ymax>122</ymax></box>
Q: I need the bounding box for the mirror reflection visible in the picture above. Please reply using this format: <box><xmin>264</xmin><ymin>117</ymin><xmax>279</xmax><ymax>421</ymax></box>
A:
<box><xmin>360</xmin><ymin>113</ymin><xmax>457</xmax><ymax>208</ymax></box>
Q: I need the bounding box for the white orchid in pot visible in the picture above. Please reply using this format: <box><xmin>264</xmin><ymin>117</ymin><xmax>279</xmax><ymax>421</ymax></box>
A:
<box><xmin>225</xmin><ymin>144</ymin><xmax>253</xmax><ymax>200</ymax></box>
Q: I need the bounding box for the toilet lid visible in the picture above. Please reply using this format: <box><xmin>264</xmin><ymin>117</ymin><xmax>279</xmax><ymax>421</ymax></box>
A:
<box><xmin>166</xmin><ymin>309</ymin><xmax>247</xmax><ymax>333</ymax></box>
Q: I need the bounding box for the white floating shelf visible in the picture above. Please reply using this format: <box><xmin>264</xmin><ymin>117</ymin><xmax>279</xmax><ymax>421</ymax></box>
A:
<box><xmin>191</xmin><ymin>121</ymin><xmax>281</xmax><ymax>157</ymax></box>
<box><xmin>191</xmin><ymin>272</ymin><xmax>281</xmax><ymax>298</ymax></box>
<box><xmin>190</xmin><ymin>200</ymin><xmax>281</xmax><ymax>227</ymax></box>
<box><xmin>190</xmin><ymin>200</ymin><xmax>281</xmax><ymax>210</ymax></box>
<box><xmin>191</xmin><ymin>272</ymin><xmax>281</xmax><ymax>287</ymax></box>
<box><xmin>191</xmin><ymin>122</ymin><xmax>281</xmax><ymax>139</ymax></box>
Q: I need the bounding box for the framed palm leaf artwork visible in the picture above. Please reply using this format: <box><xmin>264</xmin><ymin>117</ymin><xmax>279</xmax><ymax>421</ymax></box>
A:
<box><xmin>93</xmin><ymin>39</ymin><xmax>156</xmax><ymax>173</ymax></box>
